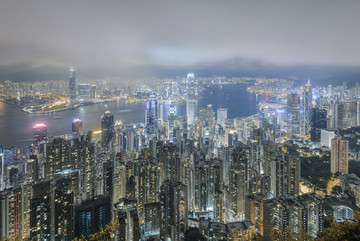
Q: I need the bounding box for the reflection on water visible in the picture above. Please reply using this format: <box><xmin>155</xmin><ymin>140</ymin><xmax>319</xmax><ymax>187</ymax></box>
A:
<box><xmin>0</xmin><ymin>100</ymin><xmax>145</xmax><ymax>147</ymax></box>
<box><xmin>0</xmin><ymin>84</ymin><xmax>258</xmax><ymax>147</ymax></box>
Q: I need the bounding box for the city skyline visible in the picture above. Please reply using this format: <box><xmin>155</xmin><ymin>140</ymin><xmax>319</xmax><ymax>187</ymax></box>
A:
<box><xmin>1</xmin><ymin>1</ymin><xmax>360</xmax><ymax>240</ymax></box>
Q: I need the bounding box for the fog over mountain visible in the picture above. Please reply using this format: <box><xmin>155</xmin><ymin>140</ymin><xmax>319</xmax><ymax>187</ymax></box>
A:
<box><xmin>1</xmin><ymin>0</ymin><xmax>360</xmax><ymax>85</ymax></box>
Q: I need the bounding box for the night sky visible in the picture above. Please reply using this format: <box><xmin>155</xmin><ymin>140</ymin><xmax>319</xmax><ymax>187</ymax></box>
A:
<box><xmin>1</xmin><ymin>0</ymin><xmax>360</xmax><ymax>81</ymax></box>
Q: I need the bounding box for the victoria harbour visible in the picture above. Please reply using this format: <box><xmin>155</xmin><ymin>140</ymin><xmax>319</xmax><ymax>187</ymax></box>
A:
<box><xmin>0</xmin><ymin>83</ymin><xmax>258</xmax><ymax>147</ymax></box>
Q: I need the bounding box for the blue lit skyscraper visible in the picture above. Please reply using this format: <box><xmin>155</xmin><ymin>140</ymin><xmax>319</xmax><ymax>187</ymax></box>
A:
<box><xmin>145</xmin><ymin>93</ymin><xmax>158</xmax><ymax>134</ymax></box>
<box><xmin>69</xmin><ymin>67</ymin><xmax>77</xmax><ymax>103</ymax></box>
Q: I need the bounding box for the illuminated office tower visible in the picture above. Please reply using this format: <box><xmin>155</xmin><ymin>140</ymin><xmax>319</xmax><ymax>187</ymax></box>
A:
<box><xmin>101</xmin><ymin>111</ymin><xmax>115</xmax><ymax>148</ymax></box>
<box><xmin>90</xmin><ymin>85</ymin><xmax>97</xmax><ymax>100</ymax></box>
<box><xmin>33</xmin><ymin>123</ymin><xmax>47</xmax><ymax>143</ymax></box>
<box><xmin>302</xmin><ymin>80</ymin><xmax>312</xmax><ymax>137</ymax></box>
<box><xmin>167</xmin><ymin>103</ymin><xmax>177</xmax><ymax>142</ymax></box>
<box><xmin>72</xmin><ymin>118</ymin><xmax>83</xmax><ymax>139</ymax></box>
<box><xmin>77</xmin><ymin>84</ymin><xmax>91</xmax><ymax>100</ymax></box>
<box><xmin>186</xmin><ymin>73</ymin><xmax>196</xmax><ymax>125</ymax></box>
<box><xmin>69</xmin><ymin>67</ymin><xmax>77</xmax><ymax>103</ymax></box>
<box><xmin>160</xmin><ymin>180</ymin><xmax>188</xmax><ymax>241</ymax></box>
<box><xmin>334</xmin><ymin>100</ymin><xmax>357</xmax><ymax>129</ymax></box>
<box><xmin>217</xmin><ymin>108</ymin><xmax>227</xmax><ymax>127</ymax></box>
<box><xmin>287</xmin><ymin>94</ymin><xmax>301</xmax><ymax>139</ymax></box>
<box><xmin>331</xmin><ymin>137</ymin><xmax>348</xmax><ymax>174</ymax></box>
<box><xmin>114</xmin><ymin>120</ymin><xmax>123</xmax><ymax>153</ymax></box>
<box><xmin>145</xmin><ymin>93</ymin><xmax>158</xmax><ymax>134</ymax></box>
<box><xmin>310</xmin><ymin>108</ymin><xmax>327</xmax><ymax>142</ymax></box>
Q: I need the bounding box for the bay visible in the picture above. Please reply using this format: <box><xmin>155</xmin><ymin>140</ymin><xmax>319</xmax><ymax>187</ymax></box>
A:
<box><xmin>0</xmin><ymin>83</ymin><xmax>259</xmax><ymax>147</ymax></box>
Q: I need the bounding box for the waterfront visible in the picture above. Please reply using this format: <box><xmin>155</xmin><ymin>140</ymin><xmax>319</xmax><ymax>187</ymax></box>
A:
<box><xmin>0</xmin><ymin>83</ymin><xmax>259</xmax><ymax>147</ymax></box>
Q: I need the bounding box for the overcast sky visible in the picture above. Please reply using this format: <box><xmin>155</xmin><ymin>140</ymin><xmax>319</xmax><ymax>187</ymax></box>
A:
<box><xmin>1</xmin><ymin>0</ymin><xmax>360</xmax><ymax>80</ymax></box>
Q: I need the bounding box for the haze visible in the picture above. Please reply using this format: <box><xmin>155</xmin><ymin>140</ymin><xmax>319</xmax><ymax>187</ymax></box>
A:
<box><xmin>1</xmin><ymin>0</ymin><xmax>360</xmax><ymax>82</ymax></box>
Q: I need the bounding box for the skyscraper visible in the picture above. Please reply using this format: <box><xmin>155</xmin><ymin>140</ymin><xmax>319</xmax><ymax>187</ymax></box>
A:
<box><xmin>77</xmin><ymin>84</ymin><xmax>91</xmax><ymax>100</ymax></box>
<box><xmin>167</xmin><ymin>103</ymin><xmax>177</xmax><ymax>142</ymax></box>
<box><xmin>69</xmin><ymin>67</ymin><xmax>77</xmax><ymax>103</ymax></box>
<box><xmin>186</xmin><ymin>73</ymin><xmax>196</xmax><ymax>126</ymax></box>
<box><xmin>160</xmin><ymin>180</ymin><xmax>188</xmax><ymax>241</ymax></box>
<box><xmin>72</xmin><ymin>118</ymin><xmax>83</xmax><ymax>139</ymax></box>
<box><xmin>217</xmin><ymin>108</ymin><xmax>227</xmax><ymax>127</ymax></box>
<box><xmin>302</xmin><ymin>80</ymin><xmax>312</xmax><ymax>137</ymax></box>
<box><xmin>145</xmin><ymin>93</ymin><xmax>158</xmax><ymax>134</ymax></box>
<box><xmin>310</xmin><ymin>108</ymin><xmax>327</xmax><ymax>142</ymax></box>
<box><xmin>287</xmin><ymin>94</ymin><xmax>301</xmax><ymax>139</ymax></box>
<box><xmin>33</xmin><ymin>123</ymin><xmax>47</xmax><ymax>143</ymax></box>
<box><xmin>101</xmin><ymin>111</ymin><xmax>115</xmax><ymax>148</ymax></box>
<box><xmin>229</xmin><ymin>146</ymin><xmax>248</xmax><ymax>220</ymax></box>
<box><xmin>0</xmin><ymin>146</ymin><xmax>4</xmax><ymax>191</ymax></box>
<box><xmin>331</xmin><ymin>137</ymin><xmax>348</xmax><ymax>174</ymax></box>
<box><xmin>334</xmin><ymin>100</ymin><xmax>357</xmax><ymax>129</ymax></box>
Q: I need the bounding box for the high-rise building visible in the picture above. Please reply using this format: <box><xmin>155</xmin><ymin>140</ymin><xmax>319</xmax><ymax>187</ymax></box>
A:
<box><xmin>321</xmin><ymin>129</ymin><xmax>335</xmax><ymax>148</ymax></box>
<box><xmin>33</xmin><ymin>123</ymin><xmax>47</xmax><ymax>143</ymax></box>
<box><xmin>53</xmin><ymin>179</ymin><xmax>74</xmax><ymax>241</ymax></box>
<box><xmin>310</xmin><ymin>108</ymin><xmax>327</xmax><ymax>142</ymax></box>
<box><xmin>69</xmin><ymin>67</ymin><xmax>77</xmax><ymax>103</ymax></box>
<box><xmin>144</xmin><ymin>202</ymin><xmax>161</xmax><ymax>238</ymax></box>
<box><xmin>217</xmin><ymin>108</ymin><xmax>227</xmax><ymax>127</ymax></box>
<box><xmin>229</xmin><ymin>146</ymin><xmax>248</xmax><ymax>221</ymax></box>
<box><xmin>75</xmin><ymin>196</ymin><xmax>111</xmax><ymax>238</ymax></box>
<box><xmin>45</xmin><ymin>138</ymin><xmax>71</xmax><ymax>181</ymax></box>
<box><xmin>134</xmin><ymin>160</ymin><xmax>160</xmax><ymax>222</ymax></box>
<box><xmin>90</xmin><ymin>85</ymin><xmax>97</xmax><ymax>100</ymax></box>
<box><xmin>159</xmin><ymin>144</ymin><xmax>180</xmax><ymax>182</ymax></box>
<box><xmin>186</xmin><ymin>73</ymin><xmax>196</xmax><ymax>126</ymax></box>
<box><xmin>269</xmin><ymin>150</ymin><xmax>300</xmax><ymax>198</ymax></box>
<box><xmin>145</xmin><ymin>93</ymin><xmax>158</xmax><ymax>134</ymax></box>
<box><xmin>194</xmin><ymin>158</ymin><xmax>222</xmax><ymax>216</ymax></box>
<box><xmin>101</xmin><ymin>111</ymin><xmax>115</xmax><ymax>148</ymax></box>
<box><xmin>30</xmin><ymin>181</ymin><xmax>52</xmax><ymax>240</ymax></box>
<box><xmin>160</xmin><ymin>180</ymin><xmax>188</xmax><ymax>241</ymax></box>
<box><xmin>77</xmin><ymin>84</ymin><xmax>91</xmax><ymax>100</ymax></box>
<box><xmin>72</xmin><ymin>118</ymin><xmax>83</xmax><ymax>139</ymax></box>
<box><xmin>302</xmin><ymin>81</ymin><xmax>312</xmax><ymax>137</ymax></box>
<box><xmin>0</xmin><ymin>146</ymin><xmax>4</xmax><ymax>191</ymax></box>
<box><xmin>167</xmin><ymin>103</ymin><xmax>177</xmax><ymax>142</ymax></box>
<box><xmin>331</xmin><ymin>137</ymin><xmax>348</xmax><ymax>174</ymax></box>
<box><xmin>334</xmin><ymin>100</ymin><xmax>357</xmax><ymax>129</ymax></box>
<box><xmin>287</xmin><ymin>94</ymin><xmax>301</xmax><ymax>139</ymax></box>
<box><xmin>0</xmin><ymin>191</ymin><xmax>9</xmax><ymax>239</ymax></box>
